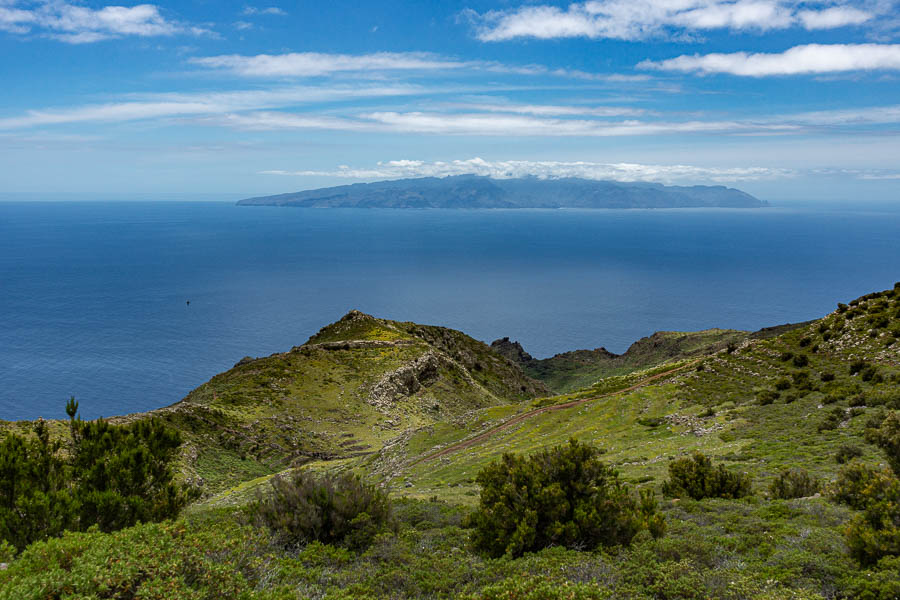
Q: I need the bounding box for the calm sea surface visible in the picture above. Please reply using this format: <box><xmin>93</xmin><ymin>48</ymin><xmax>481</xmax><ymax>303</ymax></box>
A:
<box><xmin>2</xmin><ymin>201</ymin><xmax>899</xmax><ymax>421</ymax></box>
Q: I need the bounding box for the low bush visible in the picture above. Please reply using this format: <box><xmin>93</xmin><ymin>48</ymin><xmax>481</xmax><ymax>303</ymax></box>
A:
<box><xmin>860</xmin><ymin>366</ymin><xmax>880</xmax><ymax>383</ymax></box>
<box><xmin>866</xmin><ymin>410</ymin><xmax>900</xmax><ymax>477</ymax></box>
<box><xmin>835</xmin><ymin>444</ymin><xmax>864</xmax><ymax>464</ymax></box>
<box><xmin>662</xmin><ymin>452</ymin><xmax>752</xmax><ymax>500</ymax></box>
<box><xmin>769</xmin><ymin>468</ymin><xmax>820</xmax><ymax>499</ymax></box>
<box><xmin>792</xmin><ymin>370</ymin><xmax>814</xmax><ymax>390</ymax></box>
<box><xmin>832</xmin><ymin>419</ymin><xmax>900</xmax><ymax>566</ymax></box>
<box><xmin>850</xmin><ymin>359</ymin><xmax>869</xmax><ymax>376</ymax></box>
<box><xmin>468</xmin><ymin>439</ymin><xmax>665</xmax><ymax>558</ymax></box>
<box><xmin>774</xmin><ymin>377</ymin><xmax>791</xmax><ymax>391</ymax></box>
<box><xmin>841</xmin><ymin>556</ymin><xmax>900</xmax><ymax>600</ymax></box>
<box><xmin>849</xmin><ymin>393</ymin><xmax>867</xmax><ymax>407</ymax></box>
<box><xmin>757</xmin><ymin>389</ymin><xmax>779</xmax><ymax>406</ymax></box>
<box><xmin>818</xmin><ymin>408</ymin><xmax>844</xmax><ymax>432</ymax></box>
<box><xmin>249</xmin><ymin>469</ymin><xmax>394</xmax><ymax>551</ymax></box>
<box><xmin>793</xmin><ymin>354</ymin><xmax>810</xmax><ymax>368</ymax></box>
<box><xmin>821</xmin><ymin>372</ymin><xmax>835</xmax><ymax>382</ymax></box>
<box><xmin>0</xmin><ymin>520</ymin><xmax>273</xmax><ymax>600</ymax></box>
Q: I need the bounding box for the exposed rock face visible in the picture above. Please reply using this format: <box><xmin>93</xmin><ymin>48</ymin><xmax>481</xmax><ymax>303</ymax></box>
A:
<box><xmin>368</xmin><ymin>351</ymin><xmax>445</xmax><ymax>410</ymax></box>
<box><xmin>490</xmin><ymin>337</ymin><xmax>534</xmax><ymax>364</ymax></box>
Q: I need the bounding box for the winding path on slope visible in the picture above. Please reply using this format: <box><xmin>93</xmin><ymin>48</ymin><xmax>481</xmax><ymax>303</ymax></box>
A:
<box><xmin>409</xmin><ymin>360</ymin><xmax>700</xmax><ymax>467</ymax></box>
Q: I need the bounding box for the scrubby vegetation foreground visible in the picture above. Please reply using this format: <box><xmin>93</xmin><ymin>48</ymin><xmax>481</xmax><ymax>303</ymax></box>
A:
<box><xmin>4</xmin><ymin>283</ymin><xmax>900</xmax><ymax>598</ymax></box>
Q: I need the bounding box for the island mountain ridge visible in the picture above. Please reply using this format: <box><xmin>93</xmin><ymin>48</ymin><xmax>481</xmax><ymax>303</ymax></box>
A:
<box><xmin>237</xmin><ymin>174</ymin><xmax>766</xmax><ymax>209</ymax></box>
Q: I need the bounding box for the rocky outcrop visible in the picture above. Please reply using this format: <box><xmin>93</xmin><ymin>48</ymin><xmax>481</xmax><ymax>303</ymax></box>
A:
<box><xmin>490</xmin><ymin>337</ymin><xmax>534</xmax><ymax>365</ymax></box>
<box><xmin>367</xmin><ymin>351</ymin><xmax>446</xmax><ymax>410</ymax></box>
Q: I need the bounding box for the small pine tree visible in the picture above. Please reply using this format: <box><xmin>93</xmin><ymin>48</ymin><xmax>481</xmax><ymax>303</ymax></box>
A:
<box><xmin>0</xmin><ymin>400</ymin><xmax>193</xmax><ymax>551</ymax></box>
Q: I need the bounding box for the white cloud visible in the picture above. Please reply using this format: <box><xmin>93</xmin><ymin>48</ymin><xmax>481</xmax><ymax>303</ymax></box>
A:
<box><xmin>242</xmin><ymin>6</ymin><xmax>287</xmax><ymax>16</ymax></box>
<box><xmin>0</xmin><ymin>5</ymin><xmax>33</xmax><ymax>33</ymax></box>
<box><xmin>188</xmin><ymin>50</ymin><xmax>653</xmax><ymax>83</ymax></box>
<box><xmin>0</xmin><ymin>1</ymin><xmax>206</xmax><ymax>42</ymax></box>
<box><xmin>0</xmin><ymin>85</ymin><xmax>425</xmax><ymax>129</ymax></box>
<box><xmin>639</xmin><ymin>43</ymin><xmax>900</xmax><ymax>76</ymax></box>
<box><xmin>797</xmin><ymin>6</ymin><xmax>872</xmax><ymax>29</ymax></box>
<box><xmin>189</xmin><ymin>51</ymin><xmax>475</xmax><ymax>77</ymax></box>
<box><xmin>450</xmin><ymin>102</ymin><xmax>650</xmax><ymax>117</ymax></box>
<box><xmin>222</xmin><ymin>109</ymin><xmax>796</xmax><ymax>137</ymax></box>
<box><xmin>261</xmin><ymin>157</ymin><xmax>794</xmax><ymax>183</ymax></box>
<box><xmin>470</xmin><ymin>1</ymin><xmax>875</xmax><ymax>41</ymax></box>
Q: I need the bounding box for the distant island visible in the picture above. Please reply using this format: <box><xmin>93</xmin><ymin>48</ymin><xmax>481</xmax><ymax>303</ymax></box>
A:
<box><xmin>237</xmin><ymin>175</ymin><xmax>766</xmax><ymax>209</ymax></box>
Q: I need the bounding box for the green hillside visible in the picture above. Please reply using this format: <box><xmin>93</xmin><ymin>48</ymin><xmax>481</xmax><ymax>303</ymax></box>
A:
<box><xmin>111</xmin><ymin>309</ymin><xmax>549</xmax><ymax>495</ymax></box>
<box><xmin>3</xmin><ymin>284</ymin><xmax>900</xmax><ymax>599</ymax></box>
<box><xmin>493</xmin><ymin>322</ymin><xmax>812</xmax><ymax>393</ymax></box>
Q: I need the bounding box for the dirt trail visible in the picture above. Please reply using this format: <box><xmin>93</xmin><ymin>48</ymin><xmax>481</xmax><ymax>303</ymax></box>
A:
<box><xmin>410</xmin><ymin>360</ymin><xmax>698</xmax><ymax>466</ymax></box>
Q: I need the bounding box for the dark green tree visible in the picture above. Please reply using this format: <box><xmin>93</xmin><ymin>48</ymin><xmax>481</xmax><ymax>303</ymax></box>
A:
<box><xmin>662</xmin><ymin>452</ymin><xmax>752</xmax><ymax>500</ymax></box>
<box><xmin>0</xmin><ymin>399</ymin><xmax>193</xmax><ymax>551</ymax></box>
<box><xmin>468</xmin><ymin>439</ymin><xmax>664</xmax><ymax>558</ymax></box>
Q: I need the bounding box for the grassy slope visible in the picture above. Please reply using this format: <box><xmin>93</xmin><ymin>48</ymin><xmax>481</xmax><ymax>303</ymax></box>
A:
<box><xmin>1</xmin><ymin>310</ymin><xmax>548</xmax><ymax>497</ymax></box>
<box><xmin>515</xmin><ymin>328</ymin><xmax>766</xmax><ymax>393</ymax></box>
<box><xmin>4</xmin><ymin>285</ymin><xmax>900</xmax><ymax>599</ymax></box>
<box><xmin>389</xmin><ymin>291</ymin><xmax>898</xmax><ymax>503</ymax></box>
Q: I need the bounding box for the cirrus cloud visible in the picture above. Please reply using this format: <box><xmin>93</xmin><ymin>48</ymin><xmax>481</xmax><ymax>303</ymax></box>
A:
<box><xmin>189</xmin><ymin>51</ymin><xmax>473</xmax><ymax>77</ymax></box>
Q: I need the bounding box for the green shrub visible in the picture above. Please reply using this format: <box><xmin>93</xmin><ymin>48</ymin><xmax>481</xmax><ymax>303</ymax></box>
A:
<box><xmin>774</xmin><ymin>377</ymin><xmax>791</xmax><ymax>391</ymax></box>
<box><xmin>850</xmin><ymin>359</ymin><xmax>869</xmax><ymax>376</ymax></box>
<box><xmin>841</xmin><ymin>556</ymin><xmax>900</xmax><ymax>600</ymax></box>
<box><xmin>464</xmin><ymin>576</ymin><xmax>606</xmax><ymax>600</ymax></box>
<box><xmin>661</xmin><ymin>452</ymin><xmax>752</xmax><ymax>500</ymax></box>
<box><xmin>845</xmin><ymin>498</ymin><xmax>900</xmax><ymax>566</ymax></box>
<box><xmin>468</xmin><ymin>439</ymin><xmax>664</xmax><ymax>558</ymax></box>
<box><xmin>860</xmin><ymin>366</ymin><xmax>880</xmax><ymax>383</ymax></box>
<box><xmin>832</xmin><ymin>461</ymin><xmax>900</xmax><ymax>566</ymax></box>
<box><xmin>769</xmin><ymin>468</ymin><xmax>820</xmax><ymax>499</ymax></box>
<box><xmin>821</xmin><ymin>372</ymin><xmax>835</xmax><ymax>382</ymax></box>
<box><xmin>792</xmin><ymin>370</ymin><xmax>814</xmax><ymax>390</ymax></box>
<box><xmin>823</xmin><ymin>391</ymin><xmax>841</xmax><ymax>405</ymax></box>
<box><xmin>793</xmin><ymin>354</ymin><xmax>810</xmax><ymax>368</ymax></box>
<box><xmin>799</xmin><ymin>336</ymin><xmax>812</xmax><ymax>347</ymax></box>
<box><xmin>849</xmin><ymin>393</ymin><xmax>867</xmax><ymax>407</ymax></box>
<box><xmin>866</xmin><ymin>411</ymin><xmax>900</xmax><ymax>477</ymax></box>
<box><xmin>818</xmin><ymin>408</ymin><xmax>844</xmax><ymax>433</ymax></box>
<box><xmin>0</xmin><ymin>520</ymin><xmax>271</xmax><ymax>600</ymax></box>
<box><xmin>0</xmin><ymin>400</ymin><xmax>192</xmax><ymax>552</ymax></box>
<box><xmin>835</xmin><ymin>444</ymin><xmax>864</xmax><ymax>464</ymax></box>
<box><xmin>250</xmin><ymin>469</ymin><xmax>393</xmax><ymax>551</ymax></box>
<box><xmin>780</xmin><ymin>351</ymin><xmax>794</xmax><ymax>362</ymax></box>
<box><xmin>832</xmin><ymin>463</ymin><xmax>893</xmax><ymax>511</ymax></box>
<box><xmin>757</xmin><ymin>389</ymin><xmax>779</xmax><ymax>406</ymax></box>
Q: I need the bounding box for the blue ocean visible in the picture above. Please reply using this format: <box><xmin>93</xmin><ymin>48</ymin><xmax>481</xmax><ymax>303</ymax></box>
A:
<box><xmin>2</xmin><ymin>201</ymin><xmax>899</xmax><ymax>421</ymax></box>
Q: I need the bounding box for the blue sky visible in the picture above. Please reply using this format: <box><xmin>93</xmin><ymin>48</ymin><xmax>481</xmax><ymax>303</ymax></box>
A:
<box><xmin>2</xmin><ymin>0</ymin><xmax>900</xmax><ymax>201</ymax></box>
